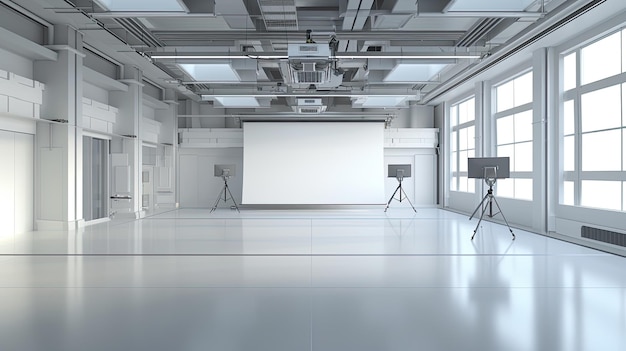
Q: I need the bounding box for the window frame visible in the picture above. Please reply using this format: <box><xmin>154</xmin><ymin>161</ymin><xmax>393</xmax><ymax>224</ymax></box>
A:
<box><xmin>449</xmin><ymin>95</ymin><xmax>477</xmax><ymax>194</ymax></box>
<box><xmin>492</xmin><ymin>70</ymin><xmax>535</xmax><ymax>201</ymax></box>
<box><xmin>558</xmin><ymin>27</ymin><xmax>626</xmax><ymax>212</ymax></box>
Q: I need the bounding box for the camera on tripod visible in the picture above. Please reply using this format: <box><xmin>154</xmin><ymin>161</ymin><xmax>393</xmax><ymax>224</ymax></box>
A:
<box><xmin>467</xmin><ymin>157</ymin><xmax>515</xmax><ymax>240</ymax></box>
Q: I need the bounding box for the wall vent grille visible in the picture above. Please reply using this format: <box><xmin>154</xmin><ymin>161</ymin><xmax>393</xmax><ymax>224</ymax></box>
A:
<box><xmin>581</xmin><ymin>226</ymin><xmax>626</xmax><ymax>247</ymax></box>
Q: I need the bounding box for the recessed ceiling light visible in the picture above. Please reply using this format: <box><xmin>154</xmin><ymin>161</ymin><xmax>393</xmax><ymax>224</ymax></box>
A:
<box><xmin>384</xmin><ymin>63</ymin><xmax>448</xmax><ymax>82</ymax></box>
<box><xmin>352</xmin><ymin>96</ymin><xmax>408</xmax><ymax>107</ymax></box>
<box><xmin>179</xmin><ymin>64</ymin><xmax>241</xmax><ymax>82</ymax></box>
<box><xmin>214</xmin><ymin>97</ymin><xmax>260</xmax><ymax>107</ymax></box>
<box><xmin>447</xmin><ymin>0</ymin><xmax>535</xmax><ymax>11</ymax></box>
<box><xmin>95</xmin><ymin>0</ymin><xmax>186</xmax><ymax>11</ymax></box>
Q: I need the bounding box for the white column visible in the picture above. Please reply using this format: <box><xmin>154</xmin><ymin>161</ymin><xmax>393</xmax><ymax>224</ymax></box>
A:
<box><xmin>33</xmin><ymin>25</ymin><xmax>85</xmax><ymax>230</ymax></box>
<box><xmin>533</xmin><ymin>47</ymin><xmax>550</xmax><ymax>233</ymax></box>
<box><xmin>110</xmin><ymin>65</ymin><xmax>144</xmax><ymax>218</ymax></box>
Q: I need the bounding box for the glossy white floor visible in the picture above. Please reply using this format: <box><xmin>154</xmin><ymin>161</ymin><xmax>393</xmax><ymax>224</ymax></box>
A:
<box><xmin>1</xmin><ymin>208</ymin><xmax>625</xmax><ymax>351</ymax></box>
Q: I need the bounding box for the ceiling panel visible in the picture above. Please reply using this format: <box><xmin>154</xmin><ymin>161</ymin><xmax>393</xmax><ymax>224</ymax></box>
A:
<box><xmin>447</xmin><ymin>0</ymin><xmax>536</xmax><ymax>12</ymax></box>
<box><xmin>95</xmin><ymin>0</ymin><xmax>186</xmax><ymax>11</ymax></box>
<box><xmin>141</xmin><ymin>17</ymin><xmax>232</xmax><ymax>31</ymax></box>
<box><xmin>401</xmin><ymin>17</ymin><xmax>479</xmax><ymax>31</ymax></box>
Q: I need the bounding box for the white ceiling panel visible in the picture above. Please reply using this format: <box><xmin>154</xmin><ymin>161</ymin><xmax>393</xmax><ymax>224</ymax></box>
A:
<box><xmin>447</xmin><ymin>0</ymin><xmax>535</xmax><ymax>12</ymax></box>
<box><xmin>179</xmin><ymin>63</ymin><xmax>241</xmax><ymax>81</ymax></box>
<box><xmin>401</xmin><ymin>17</ymin><xmax>478</xmax><ymax>31</ymax></box>
<box><xmin>384</xmin><ymin>63</ymin><xmax>449</xmax><ymax>82</ymax></box>
<box><xmin>352</xmin><ymin>96</ymin><xmax>407</xmax><ymax>107</ymax></box>
<box><xmin>142</xmin><ymin>17</ymin><xmax>232</xmax><ymax>30</ymax></box>
<box><xmin>95</xmin><ymin>0</ymin><xmax>186</xmax><ymax>11</ymax></box>
<box><xmin>214</xmin><ymin>96</ymin><xmax>260</xmax><ymax>107</ymax></box>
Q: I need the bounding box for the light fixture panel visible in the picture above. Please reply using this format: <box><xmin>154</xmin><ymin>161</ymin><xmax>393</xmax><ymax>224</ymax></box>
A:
<box><xmin>447</xmin><ymin>0</ymin><xmax>535</xmax><ymax>11</ymax></box>
<box><xmin>179</xmin><ymin>64</ymin><xmax>241</xmax><ymax>82</ymax></box>
<box><xmin>352</xmin><ymin>96</ymin><xmax>407</xmax><ymax>107</ymax></box>
<box><xmin>95</xmin><ymin>0</ymin><xmax>186</xmax><ymax>11</ymax></box>
<box><xmin>384</xmin><ymin>63</ymin><xmax>448</xmax><ymax>82</ymax></box>
<box><xmin>214</xmin><ymin>97</ymin><xmax>261</xmax><ymax>107</ymax></box>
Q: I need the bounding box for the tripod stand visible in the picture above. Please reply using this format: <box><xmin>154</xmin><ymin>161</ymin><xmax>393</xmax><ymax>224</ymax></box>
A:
<box><xmin>469</xmin><ymin>176</ymin><xmax>514</xmax><ymax>240</ymax></box>
<box><xmin>385</xmin><ymin>176</ymin><xmax>417</xmax><ymax>213</ymax></box>
<box><xmin>211</xmin><ymin>175</ymin><xmax>240</xmax><ymax>213</ymax></box>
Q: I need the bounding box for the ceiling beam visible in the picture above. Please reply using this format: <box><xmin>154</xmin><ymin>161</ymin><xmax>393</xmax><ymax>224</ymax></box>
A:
<box><xmin>150</xmin><ymin>30</ymin><xmax>465</xmax><ymax>42</ymax></box>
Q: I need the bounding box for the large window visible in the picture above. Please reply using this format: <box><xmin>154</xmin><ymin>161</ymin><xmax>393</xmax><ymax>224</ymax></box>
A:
<box><xmin>450</xmin><ymin>97</ymin><xmax>476</xmax><ymax>193</ymax></box>
<box><xmin>560</xmin><ymin>28</ymin><xmax>626</xmax><ymax>212</ymax></box>
<box><xmin>494</xmin><ymin>71</ymin><xmax>534</xmax><ymax>200</ymax></box>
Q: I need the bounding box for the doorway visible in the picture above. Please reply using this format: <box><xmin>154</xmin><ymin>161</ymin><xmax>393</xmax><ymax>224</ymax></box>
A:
<box><xmin>83</xmin><ymin>136</ymin><xmax>109</xmax><ymax>221</ymax></box>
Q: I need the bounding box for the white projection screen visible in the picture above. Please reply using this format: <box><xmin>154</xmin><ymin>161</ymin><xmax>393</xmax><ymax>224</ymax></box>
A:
<box><xmin>242</xmin><ymin>122</ymin><xmax>385</xmax><ymax>204</ymax></box>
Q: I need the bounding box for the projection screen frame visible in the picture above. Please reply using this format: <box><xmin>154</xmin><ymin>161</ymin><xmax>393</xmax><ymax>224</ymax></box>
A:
<box><xmin>242</xmin><ymin>121</ymin><xmax>385</xmax><ymax>205</ymax></box>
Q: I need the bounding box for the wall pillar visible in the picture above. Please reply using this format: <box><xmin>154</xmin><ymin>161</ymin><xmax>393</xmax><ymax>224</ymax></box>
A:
<box><xmin>110</xmin><ymin>65</ymin><xmax>144</xmax><ymax>218</ymax></box>
<box><xmin>33</xmin><ymin>25</ymin><xmax>84</xmax><ymax>230</ymax></box>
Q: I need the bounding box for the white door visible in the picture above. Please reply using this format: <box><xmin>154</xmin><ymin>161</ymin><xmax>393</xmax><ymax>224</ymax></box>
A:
<box><xmin>0</xmin><ymin>130</ymin><xmax>34</xmax><ymax>234</ymax></box>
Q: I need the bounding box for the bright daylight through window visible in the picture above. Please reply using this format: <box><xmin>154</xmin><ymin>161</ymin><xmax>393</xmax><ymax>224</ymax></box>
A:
<box><xmin>450</xmin><ymin>97</ymin><xmax>476</xmax><ymax>193</ymax></box>
<box><xmin>494</xmin><ymin>71</ymin><xmax>534</xmax><ymax>200</ymax></box>
<box><xmin>560</xmin><ymin>28</ymin><xmax>626</xmax><ymax>212</ymax></box>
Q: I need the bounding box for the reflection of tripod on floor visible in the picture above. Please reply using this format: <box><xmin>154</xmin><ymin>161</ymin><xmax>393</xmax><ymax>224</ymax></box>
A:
<box><xmin>211</xmin><ymin>175</ymin><xmax>240</xmax><ymax>213</ymax></box>
<box><xmin>385</xmin><ymin>176</ymin><xmax>417</xmax><ymax>213</ymax></box>
<box><xmin>469</xmin><ymin>167</ymin><xmax>514</xmax><ymax>240</ymax></box>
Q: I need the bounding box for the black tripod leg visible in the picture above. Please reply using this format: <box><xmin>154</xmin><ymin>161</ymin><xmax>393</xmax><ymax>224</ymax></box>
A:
<box><xmin>399</xmin><ymin>186</ymin><xmax>417</xmax><ymax>213</ymax></box>
<box><xmin>384</xmin><ymin>185</ymin><xmax>401</xmax><ymax>212</ymax></box>
<box><xmin>490</xmin><ymin>196</ymin><xmax>515</xmax><ymax>240</ymax></box>
<box><xmin>472</xmin><ymin>197</ymin><xmax>492</xmax><ymax>240</ymax></box>
<box><xmin>211</xmin><ymin>186</ymin><xmax>226</xmax><ymax>213</ymax></box>
<box><xmin>224</xmin><ymin>183</ymin><xmax>240</xmax><ymax>213</ymax></box>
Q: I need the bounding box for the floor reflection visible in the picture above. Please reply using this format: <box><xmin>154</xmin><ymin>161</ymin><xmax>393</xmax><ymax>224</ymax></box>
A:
<box><xmin>0</xmin><ymin>209</ymin><xmax>625</xmax><ymax>351</ymax></box>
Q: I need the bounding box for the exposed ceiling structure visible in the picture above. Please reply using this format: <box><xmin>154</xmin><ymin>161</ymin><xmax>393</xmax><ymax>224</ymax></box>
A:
<box><xmin>12</xmin><ymin>0</ymin><xmax>593</xmax><ymax>112</ymax></box>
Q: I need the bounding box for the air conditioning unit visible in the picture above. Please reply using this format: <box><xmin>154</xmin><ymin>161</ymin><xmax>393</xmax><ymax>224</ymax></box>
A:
<box><xmin>281</xmin><ymin>43</ymin><xmax>342</xmax><ymax>89</ymax></box>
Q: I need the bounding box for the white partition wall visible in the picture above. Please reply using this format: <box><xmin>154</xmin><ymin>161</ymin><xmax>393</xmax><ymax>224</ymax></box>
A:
<box><xmin>242</xmin><ymin>122</ymin><xmax>385</xmax><ymax>205</ymax></box>
<box><xmin>0</xmin><ymin>130</ymin><xmax>33</xmax><ymax>235</ymax></box>
<box><xmin>178</xmin><ymin>148</ymin><xmax>244</xmax><ymax>208</ymax></box>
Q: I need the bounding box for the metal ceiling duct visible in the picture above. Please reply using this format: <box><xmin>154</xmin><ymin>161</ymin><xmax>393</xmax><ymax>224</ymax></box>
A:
<box><xmin>340</xmin><ymin>0</ymin><xmax>375</xmax><ymax>51</ymax></box>
<box><xmin>114</xmin><ymin>17</ymin><xmax>164</xmax><ymax>47</ymax></box>
<box><xmin>456</xmin><ymin>17</ymin><xmax>504</xmax><ymax>47</ymax></box>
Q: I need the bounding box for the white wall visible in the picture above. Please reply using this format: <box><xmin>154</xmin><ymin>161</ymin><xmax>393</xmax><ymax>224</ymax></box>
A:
<box><xmin>0</xmin><ymin>130</ymin><xmax>33</xmax><ymax>235</ymax></box>
<box><xmin>0</xmin><ymin>47</ymin><xmax>33</xmax><ymax>79</ymax></box>
<box><xmin>83</xmin><ymin>82</ymin><xmax>109</xmax><ymax>104</ymax></box>
<box><xmin>178</xmin><ymin>148</ymin><xmax>244</xmax><ymax>208</ymax></box>
<box><xmin>389</xmin><ymin>105</ymin><xmax>435</xmax><ymax>128</ymax></box>
<box><xmin>0</xmin><ymin>47</ymin><xmax>37</xmax><ymax>234</ymax></box>
<box><xmin>384</xmin><ymin>149</ymin><xmax>437</xmax><ymax>207</ymax></box>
